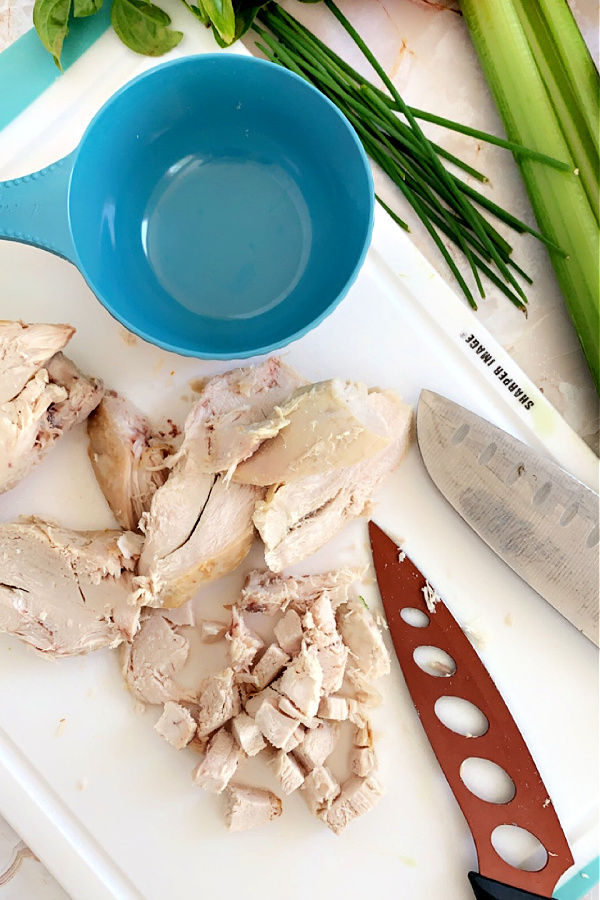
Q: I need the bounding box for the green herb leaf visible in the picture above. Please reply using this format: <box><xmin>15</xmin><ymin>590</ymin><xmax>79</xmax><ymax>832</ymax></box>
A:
<box><xmin>199</xmin><ymin>0</ymin><xmax>235</xmax><ymax>43</ymax></box>
<box><xmin>359</xmin><ymin>595</ymin><xmax>369</xmax><ymax>609</ymax></box>
<box><xmin>182</xmin><ymin>0</ymin><xmax>210</xmax><ymax>26</ymax></box>
<box><xmin>231</xmin><ymin>0</ymin><xmax>268</xmax><ymax>40</ymax></box>
<box><xmin>73</xmin><ymin>0</ymin><xmax>102</xmax><ymax>17</ymax></box>
<box><xmin>111</xmin><ymin>0</ymin><xmax>183</xmax><ymax>56</ymax></box>
<box><xmin>33</xmin><ymin>0</ymin><xmax>73</xmax><ymax>68</ymax></box>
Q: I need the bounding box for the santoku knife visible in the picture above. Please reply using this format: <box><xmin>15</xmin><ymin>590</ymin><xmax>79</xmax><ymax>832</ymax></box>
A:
<box><xmin>369</xmin><ymin>521</ymin><xmax>575</xmax><ymax>900</ymax></box>
<box><xmin>416</xmin><ymin>390</ymin><xmax>599</xmax><ymax>647</ymax></box>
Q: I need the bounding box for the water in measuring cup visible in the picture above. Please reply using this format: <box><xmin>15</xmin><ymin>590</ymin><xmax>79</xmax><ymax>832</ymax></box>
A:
<box><xmin>141</xmin><ymin>154</ymin><xmax>312</xmax><ymax>319</ymax></box>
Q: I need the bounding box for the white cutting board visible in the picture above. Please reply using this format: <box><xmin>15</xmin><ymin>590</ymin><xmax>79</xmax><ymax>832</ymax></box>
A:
<box><xmin>0</xmin><ymin>15</ymin><xmax>597</xmax><ymax>900</ymax></box>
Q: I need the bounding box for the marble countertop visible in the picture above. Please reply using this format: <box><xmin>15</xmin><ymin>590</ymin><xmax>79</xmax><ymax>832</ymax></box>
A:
<box><xmin>0</xmin><ymin>1</ymin><xmax>597</xmax><ymax>898</ymax></box>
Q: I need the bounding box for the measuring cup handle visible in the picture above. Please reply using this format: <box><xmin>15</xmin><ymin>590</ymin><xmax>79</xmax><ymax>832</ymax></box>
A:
<box><xmin>0</xmin><ymin>151</ymin><xmax>76</xmax><ymax>262</ymax></box>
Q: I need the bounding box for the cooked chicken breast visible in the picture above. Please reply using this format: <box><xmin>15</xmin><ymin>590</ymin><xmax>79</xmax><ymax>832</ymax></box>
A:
<box><xmin>0</xmin><ymin>518</ymin><xmax>141</xmax><ymax>657</ymax></box>
<box><xmin>192</xmin><ymin>727</ymin><xmax>242</xmax><ymax>793</ymax></box>
<box><xmin>155</xmin><ymin>701</ymin><xmax>197</xmax><ymax>749</ymax></box>
<box><xmin>226</xmin><ymin>607</ymin><xmax>264</xmax><ymax>673</ymax></box>
<box><xmin>195</xmin><ymin>668</ymin><xmax>241</xmax><ymax>738</ymax></box>
<box><xmin>0</xmin><ymin>353</ymin><xmax>103</xmax><ymax>495</ymax></box>
<box><xmin>0</xmin><ymin>321</ymin><xmax>74</xmax><ymax>404</ymax></box>
<box><xmin>338</xmin><ymin>599</ymin><xmax>391</xmax><ymax>680</ymax></box>
<box><xmin>135</xmin><ymin>476</ymin><xmax>261</xmax><ymax>609</ymax></box>
<box><xmin>171</xmin><ymin>357</ymin><xmax>305</xmax><ymax>476</ymax></box>
<box><xmin>232</xmin><ymin>380</ymin><xmax>394</xmax><ymax>485</ymax></box>
<box><xmin>319</xmin><ymin>775</ymin><xmax>383</xmax><ymax>835</ymax></box>
<box><xmin>224</xmin><ymin>784</ymin><xmax>283</xmax><ymax>832</ymax></box>
<box><xmin>253</xmin><ymin>392</ymin><xmax>413</xmax><ymax>571</ymax></box>
<box><xmin>272</xmin><ymin>751</ymin><xmax>304</xmax><ymax>794</ymax></box>
<box><xmin>88</xmin><ymin>392</ymin><xmax>172</xmax><ymax>531</ymax></box>
<box><xmin>302</xmin><ymin>766</ymin><xmax>340</xmax><ymax>815</ymax></box>
<box><xmin>122</xmin><ymin>611</ymin><xmax>196</xmax><ymax>706</ymax></box>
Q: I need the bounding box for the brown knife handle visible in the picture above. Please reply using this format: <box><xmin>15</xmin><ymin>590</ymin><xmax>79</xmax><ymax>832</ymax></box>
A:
<box><xmin>369</xmin><ymin>523</ymin><xmax>574</xmax><ymax>897</ymax></box>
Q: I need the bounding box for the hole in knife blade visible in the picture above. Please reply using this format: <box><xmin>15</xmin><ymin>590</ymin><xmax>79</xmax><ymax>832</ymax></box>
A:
<box><xmin>434</xmin><ymin>696</ymin><xmax>489</xmax><ymax>737</ymax></box>
<box><xmin>460</xmin><ymin>757</ymin><xmax>516</xmax><ymax>804</ymax></box>
<box><xmin>490</xmin><ymin>824</ymin><xmax>548</xmax><ymax>873</ymax></box>
<box><xmin>451</xmin><ymin>423</ymin><xmax>470</xmax><ymax>445</ymax></box>
<box><xmin>505</xmin><ymin>463</ymin><xmax>526</xmax><ymax>485</ymax></box>
<box><xmin>559</xmin><ymin>503</ymin><xmax>578</xmax><ymax>527</ymax></box>
<box><xmin>400</xmin><ymin>608</ymin><xmax>430</xmax><ymax>628</ymax></box>
<box><xmin>413</xmin><ymin>645</ymin><xmax>456</xmax><ymax>677</ymax></box>
<box><xmin>532</xmin><ymin>481</ymin><xmax>552</xmax><ymax>507</ymax></box>
<box><xmin>477</xmin><ymin>442</ymin><xmax>497</xmax><ymax>467</ymax></box>
<box><xmin>586</xmin><ymin>522</ymin><xmax>599</xmax><ymax>549</ymax></box>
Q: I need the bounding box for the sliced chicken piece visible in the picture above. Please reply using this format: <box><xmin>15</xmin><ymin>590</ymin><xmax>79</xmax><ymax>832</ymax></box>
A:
<box><xmin>281</xmin><ymin>724</ymin><xmax>305</xmax><ymax>753</ymax></box>
<box><xmin>173</xmin><ymin>357</ymin><xmax>305</xmax><ymax>476</ymax></box>
<box><xmin>293</xmin><ymin>722</ymin><xmax>340</xmax><ymax>772</ymax></box>
<box><xmin>122</xmin><ymin>612</ymin><xmax>195</xmax><ymax>706</ymax></box>
<box><xmin>226</xmin><ymin>607</ymin><xmax>264</xmax><ymax>673</ymax></box>
<box><xmin>0</xmin><ymin>518</ymin><xmax>140</xmax><ymax>657</ymax></box>
<box><xmin>199</xmin><ymin>620</ymin><xmax>228</xmax><ymax>643</ymax></box>
<box><xmin>192</xmin><ymin>727</ymin><xmax>241</xmax><ymax>793</ymax></box>
<box><xmin>254</xmin><ymin>699</ymin><xmax>299</xmax><ymax>749</ymax></box>
<box><xmin>135</xmin><ymin>476</ymin><xmax>261</xmax><ymax>609</ymax></box>
<box><xmin>87</xmin><ymin>391</ymin><xmax>172</xmax><ymax>531</ymax></box>
<box><xmin>231</xmin><ymin>713</ymin><xmax>266</xmax><ymax>757</ymax></box>
<box><xmin>319</xmin><ymin>776</ymin><xmax>383</xmax><ymax>835</ymax></box>
<box><xmin>250</xmin><ymin>644</ymin><xmax>289</xmax><ymax>691</ymax></box>
<box><xmin>224</xmin><ymin>784</ymin><xmax>283</xmax><ymax>832</ymax></box>
<box><xmin>155</xmin><ymin>701</ymin><xmax>197</xmax><ymax>749</ymax></box>
<box><xmin>272</xmin><ymin>751</ymin><xmax>304</xmax><ymax>795</ymax></box>
<box><xmin>232</xmin><ymin>380</ymin><xmax>393</xmax><ymax>485</ymax></box>
<box><xmin>243</xmin><ymin>686</ymin><xmax>280</xmax><ymax>718</ymax></box>
<box><xmin>0</xmin><ymin>354</ymin><xmax>103</xmax><ymax>495</ymax></box>
<box><xmin>337</xmin><ymin>600</ymin><xmax>391</xmax><ymax>680</ymax></box>
<box><xmin>196</xmin><ymin>668</ymin><xmax>241</xmax><ymax>738</ymax></box>
<box><xmin>0</xmin><ymin>321</ymin><xmax>74</xmax><ymax>404</ymax></box>
<box><xmin>302</xmin><ymin>766</ymin><xmax>340</xmax><ymax>816</ymax></box>
<box><xmin>302</xmin><ymin>596</ymin><xmax>348</xmax><ymax>694</ymax></box>
<box><xmin>278</xmin><ymin>646</ymin><xmax>323</xmax><ymax>718</ymax></box>
<box><xmin>160</xmin><ymin>601</ymin><xmax>195</xmax><ymax>628</ymax></box>
<box><xmin>314</xmin><ymin>638</ymin><xmax>348</xmax><ymax>695</ymax></box>
<box><xmin>239</xmin><ymin>567</ymin><xmax>362</xmax><ymax>616</ymax></box>
<box><xmin>318</xmin><ymin>696</ymin><xmax>349</xmax><ymax>721</ymax></box>
<box><xmin>253</xmin><ymin>393</ymin><xmax>413</xmax><ymax>571</ymax></box>
<box><xmin>277</xmin><ymin>697</ymin><xmax>319</xmax><ymax>730</ymax></box>
<box><xmin>274</xmin><ymin>609</ymin><xmax>303</xmax><ymax>656</ymax></box>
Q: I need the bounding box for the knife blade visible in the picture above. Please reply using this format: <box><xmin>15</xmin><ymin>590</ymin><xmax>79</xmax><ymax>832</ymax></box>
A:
<box><xmin>368</xmin><ymin>521</ymin><xmax>575</xmax><ymax>900</ymax></box>
<box><xmin>416</xmin><ymin>390</ymin><xmax>599</xmax><ymax>647</ymax></box>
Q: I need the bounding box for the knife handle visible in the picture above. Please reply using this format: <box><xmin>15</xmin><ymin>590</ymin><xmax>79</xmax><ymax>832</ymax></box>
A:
<box><xmin>469</xmin><ymin>873</ymin><xmax>552</xmax><ymax>900</ymax></box>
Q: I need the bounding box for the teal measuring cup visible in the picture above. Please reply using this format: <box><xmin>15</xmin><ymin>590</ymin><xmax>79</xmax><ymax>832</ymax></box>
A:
<box><xmin>0</xmin><ymin>54</ymin><xmax>374</xmax><ymax>359</ymax></box>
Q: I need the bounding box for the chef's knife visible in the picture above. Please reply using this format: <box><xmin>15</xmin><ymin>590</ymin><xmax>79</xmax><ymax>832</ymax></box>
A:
<box><xmin>416</xmin><ymin>390</ymin><xmax>599</xmax><ymax>647</ymax></box>
<box><xmin>369</xmin><ymin>521</ymin><xmax>575</xmax><ymax>900</ymax></box>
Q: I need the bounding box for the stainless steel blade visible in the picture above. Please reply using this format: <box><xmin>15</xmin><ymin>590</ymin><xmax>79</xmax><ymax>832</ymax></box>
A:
<box><xmin>417</xmin><ymin>390</ymin><xmax>599</xmax><ymax>646</ymax></box>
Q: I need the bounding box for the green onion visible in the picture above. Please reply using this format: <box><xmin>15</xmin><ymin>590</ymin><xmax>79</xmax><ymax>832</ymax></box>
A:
<box><xmin>460</xmin><ymin>0</ymin><xmax>599</xmax><ymax>392</ymax></box>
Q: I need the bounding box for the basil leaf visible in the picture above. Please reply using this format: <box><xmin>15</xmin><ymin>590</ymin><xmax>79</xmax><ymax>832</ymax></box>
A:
<box><xmin>200</xmin><ymin>0</ymin><xmax>235</xmax><ymax>44</ymax></box>
<box><xmin>73</xmin><ymin>0</ymin><xmax>103</xmax><ymax>17</ymax></box>
<box><xmin>111</xmin><ymin>0</ymin><xmax>183</xmax><ymax>55</ymax></box>
<box><xmin>33</xmin><ymin>0</ymin><xmax>72</xmax><ymax>68</ymax></box>
<box><xmin>231</xmin><ymin>0</ymin><xmax>268</xmax><ymax>40</ymax></box>
<box><xmin>182</xmin><ymin>0</ymin><xmax>210</xmax><ymax>26</ymax></box>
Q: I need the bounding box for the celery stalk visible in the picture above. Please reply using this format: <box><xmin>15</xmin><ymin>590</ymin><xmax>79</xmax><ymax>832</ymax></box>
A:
<box><xmin>460</xmin><ymin>0</ymin><xmax>600</xmax><ymax>394</ymax></box>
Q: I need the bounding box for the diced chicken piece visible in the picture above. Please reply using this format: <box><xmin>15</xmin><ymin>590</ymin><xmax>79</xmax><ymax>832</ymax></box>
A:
<box><xmin>226</xmin><ymin>607</ymin><xmax>264</xmax><ymax>673</ymax></box>
<box><xmin>350</xmin><ymin>747</ymin><xmax>377</xmax><ymax>777</ymax></box>
<box><xmin>0</xmin><ymin>518</ymin><xmax>141</xmax><ymax>657</ymax></box>
<box><xmin>224</xmin><ymin>784</ymin><xmax>283</xmax><ymax>832</ymax></box>
<box><xmin>196</xmin><ymin>668</ymin><xmax>241</xmax><ymax>738</ymax></box>
<box><xmin>243</xmin><ymin>687</ymin><xmax>280</xmax><ymax>718</ymax></box>
<box><xmin>0</xmin><ymin>320</ymin><xmax>74</xmax><ymax>404</ymax></box>
<box><xmin>319</xmin><ymin>776</ymin><xmax>383</xmax><ymax>835</ymax></box>
<box><xmin>160</xmin><ymin>601</ymin><xmax>195</xmax><ymax>628</ymax></box>
<box><xmin>281</xmin><ymin>724</ymin><xmax>305</xmax><ymax>753</ymax></box>
<box><xmin>232</xmin><ymin>380</ymin><xmax>393</xmax><ymax>485</ymax></box>
<box><xmin>155</xmin><ymin>701</ymin><xmax>197</xmax><ymax>749</ymax></box>
<box><xmin>277</xmin><ymin>697</ymin><xmax>318</xmax><ymax>730</ymax></box>
<box><xmin>302</xmin><ymin>766</ymin><xmax>340</xmax><ymax>815</ymax></box>
<box><xmin>239</xmin><ymin>569</ymin><xmax>297</xmax><ymax>615</ymax></box>
<box><xmin>0</xmin><ymin>354</ymin><xmax>103</xmax><ymax>495</ymax></box>
<box><xmin>314</xmin><ymin>639</ymin><xmax>348</xmax><ymax>695</ymax></box>
<box><xmin>290</xmin><ymin>568</ymin><xmax>367</xmax><ymax>614</ymax></box>
<box><xmin>338</xmin><ymin>600</ymin><xmax>391</xmax><ymax>679</ymax></box>
<box><xmin>87</xmin><ymin>391</ymin><xmax>172</xmax><ymax>531</ymax></box>
<box><xmin>174</xmin><ymin>358</ymin><xmax>305</xmax><ymax>476</ymax></box>
<box><xmin>293</xmin><ymin>722</ymin><xmax>340</xmax><ymax>771</ymax></box>
<box><xmin>274</xmin><ymin>609</ymin><xmax>303</xmax><ymax>656</ymax></box>
<box><xmin>272</xmin><ymin>751</ymin><xmax>305</xmax><ymax>794</ymax></box>
<box><xmin>345</xmin><ymin>665</ymin><xmax>384</xmax><ymax>707</ymax></box>
<box><xmin>306</xmin><ymin>593</ymin><xmax>337</xmax><ymax>635</ymax></box>
<box><xmin>251</xmin><ymin>644</ymin><xmax>289</xmax><ymax>691</ymax></box>
<box><xmin>231</xmin><ymin>713</ymin><xmax>266</xmax><ymax>757</ymax></box>
<box><xmin>192</xmin><ymin>727</ymin><xmax>241</xmax><ymax>793</ymax></box>
<box><xmin>278</xmin><ymin>646</ymin><xmax>323</xmax><ymax>718</ymax></box>
<box><xmin>122</xmin><ymin>612</ymin><xmax>195</xmax><ymax>706</ymax></box>
<box><xmin>302</xmin><ymin>597</ymin><xmax>348</xmax><ymax>695</ymax></box>
<box><xmin>135</xmin><ymin>476</ymin><xmax>261</xmax><ymax>609</ymax></box>
<box><xmin>346</xmin><ymin>699</ymin><xmax>369</xmax><ymax>729</ymax></box>
<box><xmin>199</xmin><ymin>620</ymin><xmax>228</xmax><ymax>643</ymax></box>
<box><xmin>318</xmin><ymin>696</ymin><xmax>348</xmax><ymax>721</ymax></box>
<box><xmin>253</xmin><ymin>392</ymin><xmax>412</xmax><ymax>571</ymax></box>
<box><xmin>254</xmin><ymin>700</ymin><xmax>299</xmax><ymax>749</ymax></box>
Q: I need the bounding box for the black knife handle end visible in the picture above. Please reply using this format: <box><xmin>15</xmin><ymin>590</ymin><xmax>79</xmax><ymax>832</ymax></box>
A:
<box><xmin>468</xmin><ymin>873</ymin><xmax>552</xmax><ymax>900</ymax></box>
